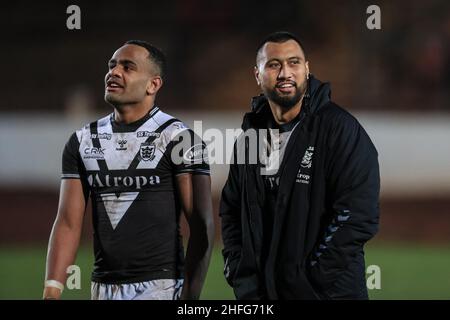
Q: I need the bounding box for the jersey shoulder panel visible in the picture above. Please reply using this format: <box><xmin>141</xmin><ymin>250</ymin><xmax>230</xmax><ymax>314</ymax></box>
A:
<box><xmin>155</xmin><ymin>114</ymin><xmax>210</xmax><ymax>176</ymax></box>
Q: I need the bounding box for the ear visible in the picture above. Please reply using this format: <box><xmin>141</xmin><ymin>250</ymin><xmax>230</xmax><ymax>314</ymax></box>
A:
<box><xmin>254</xmin><ymin>66</ymin><xmax>261</xmax><ymax>86</ymax></box>
<box><xmin>305</xmin><ymin>61</ymin><xmax>310</xmax><ymax>78</ymax></box>
<box><xmin>147</xmin><ymin>76</ymin><xmax>163</xmax><ymax>95</ymax></box>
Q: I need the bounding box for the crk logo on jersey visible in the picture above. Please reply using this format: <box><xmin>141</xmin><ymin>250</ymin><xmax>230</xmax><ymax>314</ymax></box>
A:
<box><xmin>140</xmin><ymin>142</ymin><xmax>156</xmax><ymax>161</ymax></box>
<box><xmin>116</xmin><ymin>139</ymin><xmax>127</xmax><ymax>151</ymax></box>
<box><xmin>83</xmin><ymin>147</ymin><xmax>105</xmax><ymax>160</ymax></box>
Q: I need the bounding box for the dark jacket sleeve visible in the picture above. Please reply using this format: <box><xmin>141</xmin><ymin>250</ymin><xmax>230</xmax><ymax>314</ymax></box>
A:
<box><xmin>219</xmin><ymin>143</ymin><xmax>243</xmax><ymax>287</ymax></box>
<box><xmin>308</xmin><ymin>110</ymin><xmax>380</xmax><ymax>292</ymax></box>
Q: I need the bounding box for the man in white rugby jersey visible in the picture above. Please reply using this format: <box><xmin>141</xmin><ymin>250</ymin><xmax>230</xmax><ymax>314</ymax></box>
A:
<box><xmin>43</xmin><ymin>40</ymin><xmax>214</xmax><ymax>300</ymax></box>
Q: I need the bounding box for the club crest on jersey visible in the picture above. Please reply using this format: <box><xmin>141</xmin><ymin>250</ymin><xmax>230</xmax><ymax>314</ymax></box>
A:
<box><xmin>140</xmin><ymin>142</ymin><xmax>156</xmax><ymax>161</ymax></box>
<box><xmin>301</xmin><ymin>146</ymin><xmax>314</xmax><ymax>169</ymax></box>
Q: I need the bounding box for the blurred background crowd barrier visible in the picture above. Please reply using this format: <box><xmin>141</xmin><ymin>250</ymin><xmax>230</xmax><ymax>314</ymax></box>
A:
<box><xmin>0</xmin><ymin>0</ymin><xmax>449</xmax><ymax>299</ymax></box>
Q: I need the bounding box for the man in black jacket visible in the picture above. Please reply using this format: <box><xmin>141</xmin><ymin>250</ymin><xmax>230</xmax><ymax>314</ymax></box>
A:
<box><xmin>220</xmin><ymin>31</ymin><xmax>380</xmax><ymax>300</ymax></box>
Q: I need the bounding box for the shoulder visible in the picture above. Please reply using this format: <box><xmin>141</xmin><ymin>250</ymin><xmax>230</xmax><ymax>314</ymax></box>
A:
<box><xmin>72</xmin><ymin>113</ymin><xmax>112</xmax><ymax>143</ymax></box>
<box><xmin>315</xmin><ymin>102</ymin><xmax>366</xmax><ymax>142</ymax></box>
<box><xmin>157</xmin><ymin>110</ymin><xmax>189</xmax><ymax>133</ymax></box>
<box><xmin>152</xmin><ymin>110</ymin><xmax>197</xmax><ymax>146</ymax></box>
<box><xmin>152</xmin><ymin>109</ymin><xmax>178</xmax><ymax>127</ymax></box>
<box><xmin>317</xmin><ymin>102</ymin><xmax>377</xmax><ymax>155</ymax></box>
<box><xmin>317</xmin><ymin>102</ymin><xmax>360</xmax><ymax>128</ymax></box>
<box><xmin>316</xmin><ymin>102</ymin><xmax>374</xmax><ymax>149</ymax></box>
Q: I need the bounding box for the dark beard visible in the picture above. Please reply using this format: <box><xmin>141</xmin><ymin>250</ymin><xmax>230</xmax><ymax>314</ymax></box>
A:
<box><xmin>264</xmin><ymin>81</ymin><xmax>307</xmax><ymax>110</ymax></box>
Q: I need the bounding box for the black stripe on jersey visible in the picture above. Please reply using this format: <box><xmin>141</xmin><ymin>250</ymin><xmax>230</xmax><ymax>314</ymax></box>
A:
<box><xmin>128</xmin><ymin>118</ymin><xmax>180</xmax><ymax>170</ymax></box>
<box><xmin>90</xmin><ymin>121</ymin><xmax>109</xmax><ymax>172</ymax></box>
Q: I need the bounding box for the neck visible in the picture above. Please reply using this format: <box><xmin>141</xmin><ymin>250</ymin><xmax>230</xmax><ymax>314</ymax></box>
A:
<box><xmin>268</xmin><ymin>97</ymin><xmax>304</xmax><ymax>125</ymax></box>
<box><xmin>113</xmin><ymin>100</ymin><xmax>155</xmax><ymax>124</ymax></box>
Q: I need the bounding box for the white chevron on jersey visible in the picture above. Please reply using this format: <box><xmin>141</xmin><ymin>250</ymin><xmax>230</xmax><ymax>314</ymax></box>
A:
<box><xmin>101</xmin><ymin>192</ymin><xmax>139</xmax><ymax>229</ymax></box>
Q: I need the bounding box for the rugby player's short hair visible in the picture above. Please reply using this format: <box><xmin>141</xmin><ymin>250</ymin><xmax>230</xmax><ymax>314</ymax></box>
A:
<box><xmin>125</xmin><ymin>40</ymin><xmax>167</xmax><ymax>79</ymax></box>
<box><xmin>256</xmin><ymin>31</ymin><xmax>307</xmax><ymax>64</ymax></box>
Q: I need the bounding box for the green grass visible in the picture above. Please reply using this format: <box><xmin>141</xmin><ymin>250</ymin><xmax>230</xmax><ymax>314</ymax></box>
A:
<box><xmin>0</xmin><ymin>245</ymin><xmax>234</xmax><ymax>300</ymax></box>
<box><xmin>1</xmin><ymin>243</ymin><xmax>449</xmax><ymax>299</ymax></box>
<box><xmin>365</xmin><ymin>242</ymin><xmax>450</xmax><ymax>299</ymax></box>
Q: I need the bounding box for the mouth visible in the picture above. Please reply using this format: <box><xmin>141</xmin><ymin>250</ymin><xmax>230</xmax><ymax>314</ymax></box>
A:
<box><xmin>275</xmin><ymin>82</ymin><xmax>296</xmax><ymax>94</ymax></box>
<box><xmin>106</xmin><ymin>79</ymin><xmax>124</xmax><ymax>92</ymax></box>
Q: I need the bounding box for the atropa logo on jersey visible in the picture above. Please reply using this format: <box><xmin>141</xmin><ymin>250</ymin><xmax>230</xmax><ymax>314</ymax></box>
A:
<box><xmin>116</xmin><ymin>139</ymin><xmax>127</xmax><ymax>151</ymax></box>
<box><xmin>90</xmin><ymin>133</ymin><xmax>112</xmax><ymax>140</ymax></box>
<box><xmin>137</xmin><ymin>131</ymin><xmax>160</xmax><ymax>138</ymax></box>
<box><xmin>183</xmin><ymin>143</ymin><xmax>207</xmax><ymax>163</ymax></box>
<box><xmin>140</xmin><ymin>142</ymin><xmax>156</xmax><ymax>161</ymax></box>
<box><xmin>87</xmin><ymin>173</ymin><xmax>161</xmax><ymax>189</ymax></box>
<box><xmin>83</xmin><ymin>147</ymin><xmax>105</xmax><ymax>160</ymax></box>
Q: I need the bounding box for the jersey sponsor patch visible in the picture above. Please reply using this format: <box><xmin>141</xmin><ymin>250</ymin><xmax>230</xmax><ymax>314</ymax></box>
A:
<box><xmin>183</xmin><ymin>143</ymin><xmax>208</xmax><ymax>163</ymax></box>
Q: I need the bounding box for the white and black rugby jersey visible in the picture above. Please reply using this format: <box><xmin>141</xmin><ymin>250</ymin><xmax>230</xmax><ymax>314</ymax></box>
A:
<box><xmin>61</xmin><ymin>106</ymin><xmax>209</xmax><ymax>284</ymax></box>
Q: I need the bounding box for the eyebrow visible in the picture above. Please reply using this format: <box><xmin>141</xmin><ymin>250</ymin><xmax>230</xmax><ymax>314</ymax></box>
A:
<box><xmin>267</xmin><ymin>56</ymin><xmax>303</xmax><ymax>63</ymax></box>
<box><xmin>108</xmin><ymin>59</ymin><xmax>138</xmax><ymax>67</ymax></box>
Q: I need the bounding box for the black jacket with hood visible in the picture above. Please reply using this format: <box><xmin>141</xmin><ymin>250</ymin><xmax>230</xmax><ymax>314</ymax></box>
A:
<box><xmin>220</xmin><ymin>75</ymin><xmax>380</xmax><ymax>300</ymax></box>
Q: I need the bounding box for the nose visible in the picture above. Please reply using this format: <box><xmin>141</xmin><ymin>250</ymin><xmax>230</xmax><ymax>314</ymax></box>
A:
<box><xmin>108</xmin><ymin>65</ymin><xmax>122</xmax><ymax>79</ymax></box>
<box><xmin>277</xmin><ymin>62</ymin><xmax>292</xmax><ymax>80</ymax></box>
